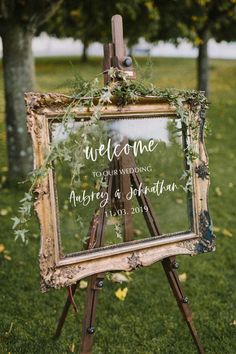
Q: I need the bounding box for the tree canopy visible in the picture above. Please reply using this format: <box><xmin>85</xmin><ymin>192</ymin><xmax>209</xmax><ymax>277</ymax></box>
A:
<box><xmin>0</xmin><ymin>0</ymin><xmax>62</xmax><ymax>31</ymax></box>
<box><xmin>152</xmin><ymin>0</ymin><xmax>236</xmax><ymax>95</ymax></box>
<box><xmin>153</xmin><ymin>0</ymin><xmax>236</xmax><ymax>44</ymax></box>
<box><xmin>40</xmin><ymin>0</ymin><xmax>159</xmax><ymax>59</ymax></box>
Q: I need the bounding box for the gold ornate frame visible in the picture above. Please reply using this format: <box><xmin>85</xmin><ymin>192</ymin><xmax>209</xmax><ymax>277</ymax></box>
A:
<box><xmin>25</xmin><ymin>92</ymin><xmax>215</xmax><ymax>291</ymax></box>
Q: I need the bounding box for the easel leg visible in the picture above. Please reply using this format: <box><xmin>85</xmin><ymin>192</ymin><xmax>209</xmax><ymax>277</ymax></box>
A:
<box><xmin>54</xmin><ymin>283</ymin><xmax>77</xmax><ymax>338</ymax></box>
<box><xmin>79</xmin><ymin>171</ymin><xmax>113</xmax><ymax>353</ymax></box>
<box><xmin>80</xmin><ymin>274</ymin><xmax>104</xmax><ymax>354</ymax></box>
<box><xmin>54</xmin><ymin>207</ymin><xmax>104</xmax><ymax>340</ymax></box>
<box><xmin>80</xmin><ymin>152</ymin><xmax>134</xmax><ymax>353</ymax></box>
<box><xmin>162</xmin><ymin>256</ymin><xmax>204</xmax><ymax>354</ymax></box>
<box><xmin>130</xmin><ymin>164</ymin><xmax>204</xmax><ymax>353</ymax></box>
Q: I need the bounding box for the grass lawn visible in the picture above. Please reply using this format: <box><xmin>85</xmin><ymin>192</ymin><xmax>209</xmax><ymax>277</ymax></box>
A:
<box><xmin>0</xmin><ymin>56</ymin><xmax>236</xmax><ymax>354</ymax></box>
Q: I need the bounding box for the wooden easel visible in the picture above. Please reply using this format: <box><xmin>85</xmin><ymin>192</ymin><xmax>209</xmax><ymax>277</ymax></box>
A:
<box><xmin>54</xmin><ymin>15</ymin><xmax>204</xmax><ymax>354</ymax></box>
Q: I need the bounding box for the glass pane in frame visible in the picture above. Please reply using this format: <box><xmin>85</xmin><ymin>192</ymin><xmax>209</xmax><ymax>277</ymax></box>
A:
<box><xmin>50</xmin><ymin>117</ymin><xmax>191</xmax><ymax>256</ymax></box>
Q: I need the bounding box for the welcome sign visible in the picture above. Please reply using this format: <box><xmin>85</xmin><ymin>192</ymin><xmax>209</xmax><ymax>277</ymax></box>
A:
<box><xmin>25</xmin><ymin>93</ymin><xmax>215</xmax><ymax>291</ymax></box>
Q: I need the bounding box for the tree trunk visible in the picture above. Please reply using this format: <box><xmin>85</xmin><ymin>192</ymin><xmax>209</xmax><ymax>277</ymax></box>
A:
<box><xmin>81</xmin><ymin>42</ymin><xmax>89</xmax><ymax>62</ymax></box>
<box><xmin>1</xmin><ymin>24</ymin><xmax>35</xmax><ymax>183</ymax></box>
<box><xmin>197</xmin><ymin>30</ymin><xmax>209</xmax><ymax>97</ymax></box>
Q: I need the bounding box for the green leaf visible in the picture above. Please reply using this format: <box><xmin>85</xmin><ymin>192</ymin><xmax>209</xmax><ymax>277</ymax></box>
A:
<box><xmin>11</xmin><ymin>216</ymin><xmax>21</xmax><ymax>229</ymax></box>
<box><xmin>20</xmin><ymin>192</ymin><xmax>32</xmax><ymax>203</ymax></box>
<box><xmin>14</xmin><ymin>229</ymin><xmax>29</xmax><ymax>243</ymax></box>
<box><xmin>99</xmin><ymin>88</ymin><xmax>112</xmax><ymax>104</ymax></box>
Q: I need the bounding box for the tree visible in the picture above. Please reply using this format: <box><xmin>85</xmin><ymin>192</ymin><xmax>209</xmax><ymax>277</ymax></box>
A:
<box><xmin>41</xmin><ymin>0</ymin><xmax>159</xmax><ymax>62</ymax></box>
<box><xmin>154</xmin><ymin>0</ymin><xmax>236</xmax><ymax>96</ymax></box>
<box><xmin>0</xmin><ymin>0</ymin><xmax>63</xmax><ymax>183</ymax></box>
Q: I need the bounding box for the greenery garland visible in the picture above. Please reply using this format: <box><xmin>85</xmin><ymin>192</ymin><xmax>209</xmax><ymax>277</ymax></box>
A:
<box><xmin>12</xmin><ymin>68</ymin><xmax>208</xmax><ymax>243</ymax></box>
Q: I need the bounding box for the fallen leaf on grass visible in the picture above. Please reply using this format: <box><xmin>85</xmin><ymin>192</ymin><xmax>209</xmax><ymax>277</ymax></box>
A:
<box><xmin>222</xmin><ymin>229</ymin><xmax>233</xmax><ymax>237</ymax></box>
<box><xmin>4</xmin><ymin>255</ymin><xmax>12</xmax><ymax>261</ymax></box>
<box><xmin>0</xmin><ymin>244</ymin><xmax>5</xmax><ymax>253</ymax></box>
<box><xmin>176</xmin><ymin>198</ymin><xmax>183</xmax><ymax>204</ymax></box>
<box><xmin>133</xmin><ymin>229</ymin><xmax>141</xmax><ymax>236</ymax></box>
<box><xmin>79</xmin><ymin>280</ymin><xmax>88</xmax><ymax>289</ymax></box>
<box><xmin>1</xmin><ymin>175</ymin><xmax>6</xmax><ymax>184</ymax></box>
<box><xmin>107</xmin><ymin>216</ymin><xmax>118</xmax><ymax>225</ymax></box>
<box><xmin>69</xmin><ymin>343</ymin><xmax>75</xmax><ymax>352</ymax></box>
<box><xmin>179</xmin><ymin>273</ymin><xmax>187</xmax><ymax>283</ymax></box>
<box><xmin>230</xmin><ymin>320</ymin><xmax>236</xmax><ymax>326</ymax></box>
<box><xmin>0</xmin><ymin>209</ymin><xmax>8</xmax><ymax>216</ymax></box>
<box><xmin>215</xmin><ymin>187</ymin><xmax>222</xmax><ymax>196</ymax></box>
<box><xmin>80</xmin><ymin>182</ymin><xmax>89</xmax><ymax>189</ymax></box>
<box><xmin>111</xmin><ymin>273</ymin><xmax>130</xmax><ymax>283</ymax></box>
<box><xmin>63</xmin><ymin>202</ymin><xmax>68</xmax><ymax>210</ymax></box>
<box><xmin>115</xmin><ymin>287</ymin><xmax>128</xmax><ymax>301</ymax></box>
<box><xmin>213</xmin><ymin>226</ymin><xmax>221</xmax><ymax>233</ymax></box>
